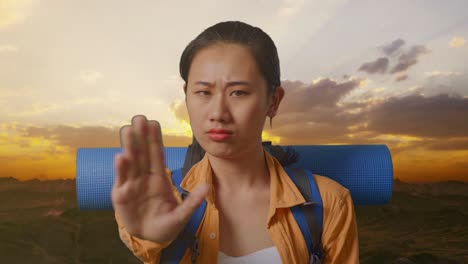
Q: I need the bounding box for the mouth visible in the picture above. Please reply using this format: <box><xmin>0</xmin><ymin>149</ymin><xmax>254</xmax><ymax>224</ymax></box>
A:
<box><xmin>206</xmin><ymin>129</ymin><xmax>233</xmax><ymax>141</ymax></box>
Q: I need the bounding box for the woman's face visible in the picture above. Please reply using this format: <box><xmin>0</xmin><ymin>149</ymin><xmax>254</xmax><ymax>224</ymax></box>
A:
<box><xmin>185</xmin><ymin>43</ymin><xmax>283</xmax><ymax>159</ymax></box>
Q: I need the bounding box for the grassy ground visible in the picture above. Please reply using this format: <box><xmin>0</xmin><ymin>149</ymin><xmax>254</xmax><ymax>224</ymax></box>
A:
<box><xmin>0</xmin><ymin>178</ymin><xmax>466</xmax><ymax>263</ymax></box>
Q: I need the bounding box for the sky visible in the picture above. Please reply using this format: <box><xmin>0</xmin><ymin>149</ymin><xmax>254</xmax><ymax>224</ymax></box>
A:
<box><xmin>1</xmin><ymin>0</ymin><xmax>467</xmax><ymax>182</ymax></box>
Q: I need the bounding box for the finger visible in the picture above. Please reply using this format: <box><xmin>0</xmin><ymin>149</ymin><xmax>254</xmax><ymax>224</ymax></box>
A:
<box><xmin>132</xmin><ymin>115</ymin><xmax>150</xmax><ymax>176</ymax></box>
<box><xmin>148</xmin><ymin>120</ymin><xmax>166</xmax><ymax>176</ymax></box>
<box><xmin>155</xmin><ymin>120</ymin><xmax>164</xmax><ymax>146</ymax></box>
<box><xmin>120</xmin><ymin>125</ymin><xmax>138</xmax><ymax>179</ymax></box>
<box><xmin>113</xmin><ymin>153</ymin><xmax>128</xmax><ymax>188</ymax></box>
<box><xmin>119</xmin><ymin>124</ymin><xmax>129</xmax><ymax>147</ymax></box>
<box><xmin>169</xmin><ymin>184</ymin><xmax>209</xmax><ymax>225</ymax></box>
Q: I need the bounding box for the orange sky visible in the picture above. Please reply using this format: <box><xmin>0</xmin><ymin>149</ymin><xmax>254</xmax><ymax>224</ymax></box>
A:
<box><xmin>1</xmin><ymin>1</ymin><xmax>467</xmax><ymax>182</ymax></box>
<box><xmin>1</xmin><ymin>119</ymin><xmax>467</xmax><ymax>183</ymax></box>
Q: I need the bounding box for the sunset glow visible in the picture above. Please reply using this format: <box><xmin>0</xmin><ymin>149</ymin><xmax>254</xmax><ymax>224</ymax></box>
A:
<box><xmin>1</xmin><ymin>1</ymin><xmax>467</xmax><ymax>182</ymax></box>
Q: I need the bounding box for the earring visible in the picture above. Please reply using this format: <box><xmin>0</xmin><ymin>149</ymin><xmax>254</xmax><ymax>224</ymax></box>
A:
<box><xmin>269</xmin><ymin>110</ymin><xmax>275</xmax><ymax>129</ymax></box>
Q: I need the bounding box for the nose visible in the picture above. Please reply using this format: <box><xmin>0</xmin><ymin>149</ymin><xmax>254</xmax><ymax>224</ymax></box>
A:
<box><xmin>209</xmin><ymin>93</ymin><xmax>232</xmax><ymax>123</ymax></box>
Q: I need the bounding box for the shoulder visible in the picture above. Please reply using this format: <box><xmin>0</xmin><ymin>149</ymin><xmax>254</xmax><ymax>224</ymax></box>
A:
<box><xmin>312</xmin><ymin>174</ymin><xmax>352</xmax><ymax>209</ymax></box>
<box><xmin>312</xmin><ymin>173</ymin><xmax>357</xmax><ymax>237</ymax></box>
<box><xmin>312</xmin><ymin>174</ymin><xmax>360</xmax><ymax>262</ymax></box>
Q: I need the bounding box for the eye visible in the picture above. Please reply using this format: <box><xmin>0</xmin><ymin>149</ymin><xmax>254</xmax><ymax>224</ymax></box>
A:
<box><xmin>230</xmin><ymin>90</ymin><xmax>248</xmax><ymax>96</ymax></box>
<box><xmin>195</xmin><ymin>90</ymin><xmax>210</xmax><ymax>96</ymax></box>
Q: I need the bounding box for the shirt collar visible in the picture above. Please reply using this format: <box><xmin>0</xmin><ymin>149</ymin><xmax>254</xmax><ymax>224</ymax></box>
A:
<box><xmin>263</xmin><ymin>149</ymin><xmax>306</xmax><ymax>226</ymax></box>
<box><xmin>179</xmin><ymin>149</ymin><xmax>306</xmax><ymax>223</ymax></box>
<box><xmin>179</xmin><ymin>153</ymin><xmax>216</xmax><ymax>204</ymax></box>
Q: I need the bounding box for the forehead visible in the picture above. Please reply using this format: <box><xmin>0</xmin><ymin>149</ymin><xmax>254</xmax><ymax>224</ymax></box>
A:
<box><xmin>188</xmin><ymin>43</ymin><xmax>263</xmax><ymax>82</ymax></box>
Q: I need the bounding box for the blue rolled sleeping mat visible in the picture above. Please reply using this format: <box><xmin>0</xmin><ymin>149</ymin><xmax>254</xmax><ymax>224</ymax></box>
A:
<box><xmin>76</xmin><ymin>144</ymin><xmax>393</xmax><ymax>210</ymax></box>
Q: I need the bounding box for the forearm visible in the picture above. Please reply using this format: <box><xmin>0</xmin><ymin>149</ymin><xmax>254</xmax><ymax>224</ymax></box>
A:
<box><xmin>115</xmin><ymin>210</ymin><xmax>169</xmax><ymax>263</ymax></box>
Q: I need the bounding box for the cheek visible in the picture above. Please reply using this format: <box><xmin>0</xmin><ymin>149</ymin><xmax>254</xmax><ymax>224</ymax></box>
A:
<box><xmin>186</xmin><ymin>99</ymin><xmax>206</xmax><ymax>135</ymax></box>
<box><xmin>187</xmin><ymin>102</ymin><xmax>200</xmax><ymax>123</ymax></box>
<box><xmin>237</xmin><ymin>101</ymin><xmax>268</xmax><ymax>126</ymax></box>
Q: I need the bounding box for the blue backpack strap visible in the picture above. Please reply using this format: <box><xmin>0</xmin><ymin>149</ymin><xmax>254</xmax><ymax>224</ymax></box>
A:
<box><xmin>284</xmin><ymin>167</ymin><xmax>324</xmax><ymax>263</ymax></box>
<box><xmin>160</xmin><ymin>168</ymin><xmax>207</xmax><ymax>264</ymax></box>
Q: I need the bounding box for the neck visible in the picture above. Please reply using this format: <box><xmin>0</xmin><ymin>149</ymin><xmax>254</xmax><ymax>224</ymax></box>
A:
<box><xmin>208</xmin><ymin>145</ymin><xmax>270</xmax><ymax>193</ymax></box>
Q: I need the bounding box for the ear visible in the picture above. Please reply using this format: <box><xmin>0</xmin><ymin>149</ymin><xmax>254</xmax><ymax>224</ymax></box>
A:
<box><xmin>183</xmin><ymin>83</ymin><xmax>187</xmax><ymax>101</ymax></box>
<box><xmin>269</xmin><ymin>86</ymin><xmax>285</xmax><ymax>117</ymax></box>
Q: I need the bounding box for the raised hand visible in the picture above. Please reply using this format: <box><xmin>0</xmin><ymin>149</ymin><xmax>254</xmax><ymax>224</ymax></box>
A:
<box><xmin>111</xmin><ymin>115</ymin><xmax>209</xmax><ymax>243</ymax></box>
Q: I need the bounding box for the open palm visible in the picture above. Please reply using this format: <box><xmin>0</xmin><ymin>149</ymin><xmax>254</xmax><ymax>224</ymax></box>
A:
<box><xmin>111</xmin><ymin>115</ymin><xmax>209</xmax><ymax>243</ymax></box>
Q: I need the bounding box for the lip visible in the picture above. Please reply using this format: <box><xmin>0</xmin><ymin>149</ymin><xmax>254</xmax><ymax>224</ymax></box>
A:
<box><xmin>207</xmin><ymin>128</ymin><xmax>233</xmax><ymax>134</ymax></box>
<box><xmin>207</xmin><ymin>128</ymin><xmax>233</xmax><ymax>141</ymax></box>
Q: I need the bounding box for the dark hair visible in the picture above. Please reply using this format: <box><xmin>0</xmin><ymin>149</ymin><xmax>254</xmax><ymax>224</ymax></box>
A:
<box><xmin>179</xmin><ymin>21</ymin><xmax>298</xmax><ymax>164</ymax></box>
<box><xmin>179</xmin><ymin>21</ymin><xmax>281</xmax><ymax>95</ymax></box>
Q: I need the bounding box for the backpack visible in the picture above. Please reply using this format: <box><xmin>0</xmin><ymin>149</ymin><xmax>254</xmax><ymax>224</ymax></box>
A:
<box><xmin>159</xmin><ymin>167</ymin><xmax>324</xmax><ymax>264</ymax></box>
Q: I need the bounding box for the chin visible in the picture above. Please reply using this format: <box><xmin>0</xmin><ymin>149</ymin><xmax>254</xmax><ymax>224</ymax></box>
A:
<box><xmin>198</xmin><ymin>139</ymin><xmax>241</xmax><ymax>159</ymax></box>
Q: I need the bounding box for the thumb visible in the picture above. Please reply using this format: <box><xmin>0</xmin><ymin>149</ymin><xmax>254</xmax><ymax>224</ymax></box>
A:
<box><xmin>170</xmin><ymin>183</ymin><xmax>210</xmax><ymax>225</ymax></box>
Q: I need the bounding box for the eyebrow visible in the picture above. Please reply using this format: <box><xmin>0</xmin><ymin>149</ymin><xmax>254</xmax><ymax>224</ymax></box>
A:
<box><xmin>194</xmin><ymin>81</ymin><xmax>251</xmax><ymax>88</ymax></box>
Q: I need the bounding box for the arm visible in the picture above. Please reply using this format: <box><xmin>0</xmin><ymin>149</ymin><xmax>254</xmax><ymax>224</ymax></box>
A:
<box><xmin>321</xmin><ymin>188</ymin><xmax>360</xmax><ymax>264</ymax></box>
<box><xmin>115</xmin><ymin>210</ymin><xmax>169</xmax><ymax>264</ymax></box>
<box><xmin>114</xmin><ymin>168</ymin><xmax>181</xmax><ymax>263</ymax></box>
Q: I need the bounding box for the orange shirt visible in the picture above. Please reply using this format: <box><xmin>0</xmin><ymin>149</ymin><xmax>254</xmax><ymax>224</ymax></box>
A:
<box><xmin>115</xmin><ymin>150</ymin><xmax>360</xmax><ymax>263</ymax></box>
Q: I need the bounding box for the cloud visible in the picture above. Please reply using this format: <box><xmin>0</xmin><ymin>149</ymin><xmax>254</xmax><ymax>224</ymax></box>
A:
<box><xmin>169</xmin><ymin>100</ymin><xmax>189</xmax><ymax>123</ymax></box>
<box><xmin>280</xmin><ymin>78</ymin><xmax>361</xmax><ymax>111</ymax></box>
<box><xmin>358</xmin><ymin>57</ymin><xmax>389</xmax><ymax>74</ymax></box>
<box><xmin>274</xmin><ymin>81</ymin><xmax>468</xmax><ymax>150</ymax></box>
<box><xmin>449</xmin><ymin>36</ymin><xmax>466</xmax><ymax>48</ymax></box>
<box><xmin>0</xmin><ymin>0</ymin><xmax>37</xmax><ymax>29</ymax></box>
<box><xmin>422</xmin><ymin>70</ymin><xmax>467</xmax><ymax>96</ymax></box>
<box><xmin>390</xmin><ymin>45</ymin><xmax>430</xmax><ymax>74</ymax></box>
<box><xmin>141</xmin><ymin>78</ymin><xmax>468</xmax><ymax>152</ymax></box>
<box><xmin>395</xmin><ymin>74</ymin><xmax>408</xmax><ymax>82</ymax></box>
<box><xmin>0</xmin><ymin>122</ymin><xmax>192</xmax><ymax>180</ymax></box>
<box><xmin>4</xmin><ymin>82</ymin><xmax>468</xmax><ymax>182</ymax></box>
<box><xmin>371</xmin><ymin>87</ymin><xmax>386</xmax><ymax>93</ymax></box>
<box><xmin>13</xmin><ymin>102</ymin><xmax>62</xmax><ymax>117</ymax></box>
<box><xmin>381</xmin><ymin>38</ymin><xmax>405</xmax><ymax>56</ymax></box>
<box><xmin>424</xmin><ymin>138</ymin><xmax>468</xmax><ymax>151</ymax></box>
<box><xmin>0</xmin><ymin>44</ymin><xmax>18</xmax><ymax>53</ymax></box>
<box><xmin>167</xmin><ymin>78</ymin><xmax>364</xmax><ymax>144</ymax></box>
<box><xmin>366</xmin><ymin>93</ymin><xmax>468</xmax><ymax>138</ymax></box>
<box><xmin>358</xmin><ymin>40</ymin><xmax>429</xmax><ymax>79</ymax></box>
<box><xmin>267</xmin><ymin>79</ymin><xmax>367</xmax><ymax>144</ymax></box>
<box><xmin>24</xmin><ymin>125</ymin><xmax>120</xmax><ymax>149</ymax></box>
<box><xmin>277</xmin><ymin>0</ymin><xmax>305</xmax><ymax>17</ymax></box>
<box><xmin>79</xmin><ymin>71</ymin><xmax>103</xmax><ymax>85</ymax></box>
<box><xmin>425</xmin><ymin>71</ymin><xmax>463</xmax><ymax>77</ymax></box>
<box><xmin>22</xmin><ymin>124</ymin><xmax>191</xmax><ymax>149</ymax></box>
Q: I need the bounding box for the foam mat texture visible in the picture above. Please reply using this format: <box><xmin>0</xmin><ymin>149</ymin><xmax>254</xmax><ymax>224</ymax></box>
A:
<box><xmin>76</xmin><ymin>145</ymin><xmax>393</xmax><ymax>210</ymax></box>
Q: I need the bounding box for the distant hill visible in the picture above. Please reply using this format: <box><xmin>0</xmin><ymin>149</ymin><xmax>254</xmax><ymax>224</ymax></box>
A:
<box><xmin>393</xmin><ymin>179</ymin><xmax>468</xmax><ymax>197</ymax></box>
<box><xmin>0</xmin><ymin>179</ymin><xmax>466</xmax><ymax>263</ymax></box>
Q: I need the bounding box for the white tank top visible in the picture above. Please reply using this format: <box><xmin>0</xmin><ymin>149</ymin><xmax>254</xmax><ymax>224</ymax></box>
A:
<box><xmin>217</xmin><ymin>246</ymin><xmax>282</xmax><ymax>264</ymax></box>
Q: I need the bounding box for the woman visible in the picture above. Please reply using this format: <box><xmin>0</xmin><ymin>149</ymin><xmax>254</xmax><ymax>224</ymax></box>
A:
<box><xmin>112</xmin><ymin>21</ymin><xmax>359</xmax><ymax>263</ymax></box>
